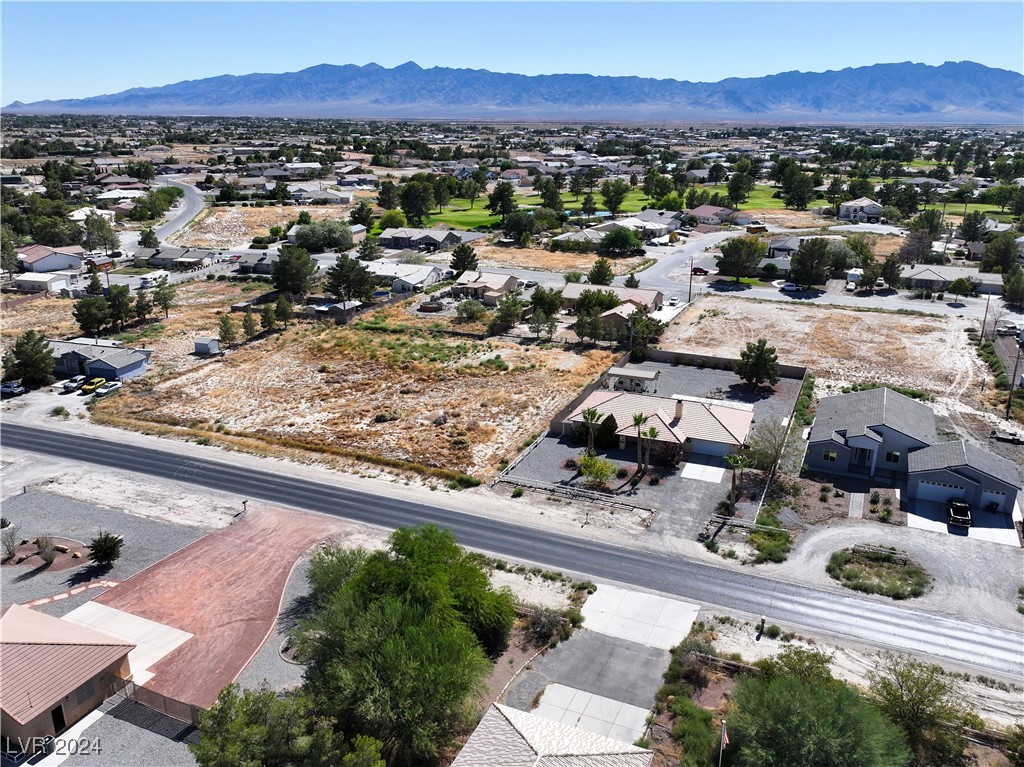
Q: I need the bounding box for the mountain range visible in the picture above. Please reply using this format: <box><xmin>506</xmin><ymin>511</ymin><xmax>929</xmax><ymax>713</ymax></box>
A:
<box><xmin>5</xmin><ymin>61</ymin><xmax>1023</xmax><ymax>123</ymax></box>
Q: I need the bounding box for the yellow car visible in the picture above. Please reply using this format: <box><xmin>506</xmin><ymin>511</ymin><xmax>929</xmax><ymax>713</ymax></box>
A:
<box><xmin>80</xmin><ymin>377</ymin><xmax>107</xmax><ymax>393</ymax></box>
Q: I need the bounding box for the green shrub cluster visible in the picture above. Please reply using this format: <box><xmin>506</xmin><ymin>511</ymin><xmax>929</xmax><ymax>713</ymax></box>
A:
<box><xmin>978</xmin><ymin>340</ymin><xmax>1010</xmax><ymax>389</ymax></box>
<box><xmin>794</xmin><ymin>373</ymin><xmax>816</xmax><ymax>426</ymax></box>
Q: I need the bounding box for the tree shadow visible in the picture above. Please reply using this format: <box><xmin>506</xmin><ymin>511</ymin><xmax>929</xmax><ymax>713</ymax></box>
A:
<box><xmin>709</xmin><ymin>280</ymin><xmax>752</xmax><ymax>292</ymax></box>
<box><xmin>278</xmin><ymin>593</ymin><xmax>317</xmax><ymax>633</ymax></box>
<box><xmin>726</xmin><ymin>382</ymin><xmax>776</xmax><ymax>403</ymax></box>
<box><xmin>65</xmin><ymin>561</ymin><xmax>113</xmax><ymax>587</ymax></box>
<box><xmin>12</xmin><ymin>562</ymin><xmax>52</xmax><ymax>583</ymax></box>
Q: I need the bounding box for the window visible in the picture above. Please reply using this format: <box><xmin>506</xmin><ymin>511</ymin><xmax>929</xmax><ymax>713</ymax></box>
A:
<box><xmin>74</xmin><ymin>679</ymin><xmax>96</xmax><ymax>706</ymax></box>
<box><xmin>885</xmin><ymin>451</ymin><xmax>901</xmax><ymax>463</ymax></box>
<box><xmin>823</xmin><ymin>450</ymin><xmax>837</xmax><ymax>463</ymax></box>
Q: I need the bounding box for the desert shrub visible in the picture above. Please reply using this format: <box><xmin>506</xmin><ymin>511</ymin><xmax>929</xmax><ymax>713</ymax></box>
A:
<box><xmin>524</xmin><ymin>605</ymin><xmax>564</xmax><ymax>646</ymax></box>
<box><xmin>36</xmin><ymin>536</ymin><xmax>56</xmax><ymax>565</ymax></box>
<box><xmin>1</xmin><ymin>525</ymin><xmax>20</xmax><ymax>561</ymax></box>
<box><xmin>88</xmin><ymin>531</ymin><xmax>124</xmax><ymax>566</ymax></box>
<box><xmin>511</xmin><ymin>487</ymin><xmax>524</xmax><ymax>498</ymax></box>
<box><xmin>764</xmin><ymin>623</ymin><xmax>782</xmax><ymax>639</ymax></box>
<box><xmin>616</xmin><ymin>466</ymin><xmax>629</xmax><ymax>479</ymax></box>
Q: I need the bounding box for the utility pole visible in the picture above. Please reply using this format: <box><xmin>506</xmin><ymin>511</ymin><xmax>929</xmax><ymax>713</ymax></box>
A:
<box><xmin>688</xmin><ymin>255</ymin><xmax>694</xmax><ymax>303</ymax></box>
<box><xmin>1008</xmin><ymin>345</ymin><xmax>1022</xmax><ymax>419</ymax></box>
<box><xmin>981</xmin><ymin>294</ymin><xmax>991</xmax><ymax>339</ymax></box>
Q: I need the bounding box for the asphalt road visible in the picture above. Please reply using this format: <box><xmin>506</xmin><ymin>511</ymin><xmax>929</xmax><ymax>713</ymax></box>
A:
<box><xmin>155</xmin><ymin>177</ymin><xmax>207</xmax><ymax>242</ymax></box>
<box><xmin>3</xmin><ymin>422</ymin><xmax>1021</xmax><ymax>680</ymax></box>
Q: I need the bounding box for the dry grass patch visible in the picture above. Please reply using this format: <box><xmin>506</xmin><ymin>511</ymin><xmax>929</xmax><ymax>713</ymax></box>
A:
<box><xmin>172</xmin><ymin>204</ymin><xmax>357</xmax><ymax>249</ymax></box>
<box><xmin>470</xmin><ymin>243</ymin><xmax>648</xmax><ymax>274</ymax></box>
<box><xmin>0</xmin><ymin>297</ymin><xmax>79</xmax><ymax>354</ymax></box>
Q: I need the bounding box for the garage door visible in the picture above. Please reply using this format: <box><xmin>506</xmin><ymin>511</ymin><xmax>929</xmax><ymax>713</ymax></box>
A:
<box><xmin>915</xmin><ymin>480</ymin><xmax>965</xmax><ymax>503</ymax></box>
<box><xmin>688</xmin><ymin>439</ymin><xmax>731</xmax><ymax>457</ymax></box>
<box><xmin>981</xmin><ymin>490</ymin><xmax>1007</xmax><ymax>512</ymax></box>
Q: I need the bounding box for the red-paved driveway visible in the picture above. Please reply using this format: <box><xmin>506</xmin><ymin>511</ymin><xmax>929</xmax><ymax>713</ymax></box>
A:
<box><xmin>95</xmin><ymin>506</ymin><xmax>345</xmax><ymax>709</ymax></box>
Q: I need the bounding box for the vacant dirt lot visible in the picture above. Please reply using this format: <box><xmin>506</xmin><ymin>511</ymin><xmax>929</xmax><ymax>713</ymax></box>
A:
<box><xmin>172</xmin><ymin>204</ymin><xmax>361</xmax><ymax>249</ymax></box>
<box><xmin>661</xmin><ymin>295</ymin><xmax>982</xmax><ymax>399</ymax></box>
<box><xmin>0</xmin><ymin>296</ymin><xmax>80</xmax><ymax>355</ymax></box>
<box><xmin>464</xmin><ymin>243</ymin><xmax>649</xmax><ymax>274</ymax></box>
<box><xmin>94</xmin><ymin>299</ymin><xmax>614</xmax><ymax>478</ymax></box>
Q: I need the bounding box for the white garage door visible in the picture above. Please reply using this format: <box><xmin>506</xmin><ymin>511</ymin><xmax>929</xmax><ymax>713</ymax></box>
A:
<box><xmin>915</xmin><ymin>480</ymin><xmax>965</xmax><ymax>503</ymax></box>
<box><xmin>688</xmin><ymin>439</ymin><xmax>731</xmax><ymax>457</ymax></box>
<box><xmin>981</xmin><ymin>490</ymin><xmax>1007</xmax><ymax>512</ymax></box>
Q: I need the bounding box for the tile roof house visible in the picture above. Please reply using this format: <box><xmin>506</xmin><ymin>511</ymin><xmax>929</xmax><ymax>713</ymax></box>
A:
<box><xmin>564</xmin><ymin>390</ymin><xmax>754</xmax><ymax>457</ymax></box>
<box><xmin>804</xmin><ymin>388</ymin><xmax>1019</xmax><ymax>513</ymax></box>
<box><xmin>561</xmin><ymin>283</ymin><xmax>663</xmax><ymax>312</ymax></box>
<box><xmin>452</xmin><ymin>271</ymin><xmax>519</xmax><ymax>305</ymax></box>
<box><xmin>0</xmin><ymin>605</ymin><xmax>134</xmax><ymax>754</ymax></box>
<box><xmin>452</xmin><ymin>703</ymin><xmax>653</xmax><ymax>767</ymax></box>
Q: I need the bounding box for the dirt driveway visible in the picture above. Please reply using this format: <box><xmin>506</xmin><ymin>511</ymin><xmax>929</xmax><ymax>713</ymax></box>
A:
<box><xmin>94</xmin><ymin>506</ymin><xmax>349</xmax><ymax>709</ymax></box>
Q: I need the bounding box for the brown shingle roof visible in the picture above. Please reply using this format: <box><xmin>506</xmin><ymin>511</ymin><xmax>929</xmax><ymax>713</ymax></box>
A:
<box><xmin>0</xmin><ymin>605</ymin><xmax>134</xmax><ymax>725</ymax></box>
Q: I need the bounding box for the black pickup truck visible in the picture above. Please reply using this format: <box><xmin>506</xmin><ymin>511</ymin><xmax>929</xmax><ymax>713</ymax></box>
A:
<box><xmin>946</xmin><ymin>498</ymin><xmax>972</xmax><ymax>528</ymax></box>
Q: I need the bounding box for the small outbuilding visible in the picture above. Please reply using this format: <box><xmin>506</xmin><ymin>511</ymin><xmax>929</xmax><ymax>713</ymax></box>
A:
<box><xmin>194</xmin><ymin>337</ymin><xmax>220</xmax><ymax>355</ymax></box>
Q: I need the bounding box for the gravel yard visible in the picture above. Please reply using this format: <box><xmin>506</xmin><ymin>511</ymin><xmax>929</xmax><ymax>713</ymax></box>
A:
<box><xmin>170</xmin><ymin>203</ymin><xmax>365</xmax><ymax>250</ymax></box>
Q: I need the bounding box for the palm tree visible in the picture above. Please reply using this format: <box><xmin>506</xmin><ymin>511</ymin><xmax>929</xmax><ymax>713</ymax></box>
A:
<box><xmin>632</xmin><ymin>413</ymin><xmax>649</xmax><ymax>475</ymax></box>
<box><xmin>724</xmin><ymin>453</ymin><xmax>752</xmax><ymax>509</ymax></box>
<box><xmin>642</xmin><ymin>427</ymin><xmax>659</xmax><ymax>472</ymax></box>
<box><xmin>581</xmin><ymin>408</ymin><xmax>602</xmax><ymax>456</ymax></box>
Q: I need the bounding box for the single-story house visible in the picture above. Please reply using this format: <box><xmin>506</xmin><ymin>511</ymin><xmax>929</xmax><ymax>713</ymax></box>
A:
<box><xmin>451</xmin><ymin>271</ymin><xmax>519</xmax><ymax>305</ymax></box>
<box><xmin>907</xmin><ymin>440</ymin><xmax>1020</xmax><ymax>512</ymax></box>
<box><xmin>901</xmin><ymin>265</ymin><xmax>1003</xmax><ymax>295</ymax></box>
<box><xmin>336</xmin><ymin>174</ymin><xmax>377</xmax><ymax>187</ymax></box>
<box><xmin>194</xmin><ymin>337</ymin><xmax>220</xmax><ymax>355</ymax></box>
<box><xmin>287</xmin><ymin>185</ymin><xmax>353</xmax><ymax>205</ymax></box>
<box><xmin>551</xmin><ymin>228</ymin><xmax>606</xmax><ymax>246</ymax></box>
<box><xmin>0</xmin><ymin>605</ymin><xmax>134</xmax><ymax>755</ymax></box>
<box><xmin>563</xmin><ymin>390</ymin><xmax>754</xmax><ymax>457</ymax></box>
<box><xmin>49</xmin><ymin>338</ymin><xmax>152</xmax><ymax>380</ymax></box>
<box><xmin>838</xmin><ymin>197</ymin><xmax>883</xmax><ymax>223</ymax></box>
<box><xmin>84</xmin><ymin>256</ymin><xmax>114</xmax><ymax>272</ymax></box>
<box><xmin>635</xmin><ymin>208</ymin><xmax>683</xmax><ymax>232</ymax></box>
<box><xmin>135</xmin><ymin>247</ymin><xmax>189</xmax><ymax>269</ymax></box>
<box><xmin>13</xmin><ymin>273</ymin><xmax>69</xmax><ymax>293</ymax></box>
<box><xmin>451</xmin><ymin>703</ymin><xmax>653</xmax><ymax>767</ymax></box>
<box><xmin>236</xmin><ymin>252</ymin><xmax>279</xmax><ymax>275</ymax></box>
<box><xmin>766</xmin><ymin>235</ymin><xmax>845</xmax><ymax>259</ymax></box>
<box><xmin>688</xmin><ymin>204</ymin><xmax>735</xmax><ymax>225</ymax></box>
<box><xmin>68</xmin><ymin>207</ymin><xmax>115</xmax><ymax>224</ymax></box>
<box><xmin>304</xmin><ymin>301</ymin><xmax>363</xmax><ymax>323</ymax></box>
<box><xmin>804</xmin><ymin>387</ymin><xmax>1019</xmax><ymax>513</ymax></box>
<box><xmin>16</xmin><ymin>244</ymin><xmax>85</xmax><ymax>273</ymax></box>
<box><xmin>378</xmin><ymin>228</ymin><xmax>486</xmax><ymax>251</ymax></box>
<box><xmin>365</xmin><ymin>260</ymin><xmax>443</xmax><ymax>292</ymax></box>
<box><xmin>561</xmin><ymin>282</ymin><xmax>663</xmax><ymax>312</ymax></box>
<box><xmin>758</xmin><ymin>256</ymin><xmax>791</xmax><ymax>276</ymax></box>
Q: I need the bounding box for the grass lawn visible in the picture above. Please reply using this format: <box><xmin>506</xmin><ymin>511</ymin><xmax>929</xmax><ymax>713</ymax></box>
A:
<box><xmin>739</xmin><ymin>185</ymin><xmax>788</xmax><ymax>211</ymax></box>
<box><xmin>517</xmin><ymin>189</ymin><xmax>653</xmax><ymax>214</ymax></box>
<box><xmin>110</xmin><ymin>267</ymin><xmax>155</xmax><ymax>275</ymax></box>
<box><xmin>423</xmin><ymin>197</ymin><xmax>499</xmax><ymax>229</ymax></box>
<box><xmin>922</xmin><ymin>201</ymin><xmax>1014</xmax><ymax>219</ymax></box>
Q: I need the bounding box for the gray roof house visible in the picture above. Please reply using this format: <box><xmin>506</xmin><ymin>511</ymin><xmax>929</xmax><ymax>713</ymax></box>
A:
<box><xmin>907</xmin><ymin>440</ymin><xmax>1020</xmax><ymax>513</ymax></box>
<box><xmin>805</xmin><ymin>388</ymin><xmax>1019</xmax><ymax>514</ymax></box>
<box><xmin>48</xmin><ymin>338</ymin><xmax>152</xmax><ymax>380</ymax></box>
<box><xmin>901</xmin><ymin>265</ymin><xmax>1004</xmax><ymax>295</ymax></box>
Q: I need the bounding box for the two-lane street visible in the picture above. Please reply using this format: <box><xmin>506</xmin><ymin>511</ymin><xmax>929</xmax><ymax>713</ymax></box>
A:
<box><xmin>2</xmin><ymin>422</ymin><xmax>1021</xmax><ymax>681</ymax></box>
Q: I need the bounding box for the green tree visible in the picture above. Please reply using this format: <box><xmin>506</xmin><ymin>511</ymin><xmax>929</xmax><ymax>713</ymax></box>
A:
<box><xmin>138</xmin><ymin>227</ymin><xmax>159</xmax><ymax>249</ymax></box>
<box><xmin>88</xmin><ymin>531</ymin><xmax>123</xmax><ymax>567</ymax></box>
<box><xmin>503</xmin><ymin>209</ymin><xmax>535</xmax><ymax>244</ymax></box>
<box><xmin>490</xmin><ymin>289</ymin><xmax>524</xmax><ymax>331</ymax></box>
<box><xmin>378</xmin><ymin>209</ymin><xmax>407</xmax><ymax>230</ymax></box>
<box><xmin>580</xmin><ymin>193</ymin><xmax>597</xmax><ymax>217</ymax></box>
<box><xmin>260</xmin><ymin>303</ymin><xmax>277</xmax><ymax>331</ymax></box>
<box><xmin>432</xmin><ymin>177</ymin><xmax>452</xmax><ymax>212</ymax></box>
<box><xmin>297</xmin><ymin>210</ymin><xmax>313</xmax><ymax>226</ymax></box>
<box><xmin>578</xmin><ymin>453</ymin><xmax>615</xmax><ymax>488</ymax></box>
<box><xmin>868</xmin><ymin>652</ymin><xmax>971</xmax><ymax>767</ymax></box>
<box><xmin>85</xmin><ymin>271</ymin><xmax>104</xmax><ymax>295</ymax></box>
<box><xmin>455</xmin><ymin>299</ymin><xmax>486</xmax><ymax>323</ymax></box>
<box><xmin>134</xmin><ymin>290</ymin><xmax>153</xmax><ymax>321</ymax></box>
<box><xmin>399</xmin><ymin>181</ymin><xmax>435</xmax><ymax>226</ymax></box>
<box><xmin>106</xmin><ymin>284</ymin><xmax>134</xmax><ymax>332</ymax></box>
<box><xmin>486</xmin><ymin>181</ymin><xmax>518</xmax><ymax>224</ymax></box>
<box><xmin>152</xmin><ymin>276</ymin><xmax>176</xmax><ymax>319</ymax></box>
<box><xmin>295</xmin><ymin>220</ymin><xmax>353</xmax><ymax>253</ymax></box>
<box><xmin>631</xmin><ymin>413</ymin><xmax>649</xmax><ymax>471</ymax></box>
<box><xmin>272</xmin><ymin>245</ymin><xmax>318</xmax><ymax>298</ymax></box>
<box><xmin>569</xmin><ymin>173</ymin><xmax>586</xmax><ymax>200</ymax></box>
<box><xmin>377</xmin><ymin>180</ymin><xmax>399</xmax><ymax>210</ymax></box>
<box><xmin>600</xmin><ymin>178</ymin><xmax>631</xmax><ymax>216</ymax></box>
<box><xmin>729</xmin><ymin>670</ymin><xmax>909</xmax><ymax>767</ymax></box>
<box><xmin>530</xmin><ymin>286</ymin><xmax>562</xmax><ymax>317</ymax></box>
<box><xmin>242</xmin><ymin>309</ymin><xmax>258</xmax><ymax>339</ymax></box>
<box><xmin>735</xmin><ymin>338</ymin><xmax>780</xmax><ymax>387</ymax></box>
<box><xmin>587</xmin><ymin>257</ymin><xmax>615</xmax><ymax>286</ymax></box>
<box><xmin>575</xmin><ymin>288</ymin><xmax>620</xmax><ymax>316</ymax></box>
<box><xmin>449</xmin><ymin>243</ymin><xmax>479</xmax><ymax>276</ymax></box>
<box><xmin>3</xmin><ymin>330</ymin><xmax>54</xmax><ymax>387</ymax></box>
<box><xmin>946</xmin><ymin>277</ymin><xmax>972</xmax><ymax>302</ymax></box>
<box><xmin>83</xmin><ymin>213</ymin><xmax>119</xmax><ymax>254</ymax></box>
<box><xmin>580</xmin><ymin>408</ymin><xmax>603</xmax><ymax>455</ymax></box>
<box><xmin>535</xmin><ymin>176</ymin><xmax>563</xmax><ymax>213</ymax></box>
<box><xmin>191</xmin><ymin>684</ymin><xmax>384</xmax><ymax>767</ymax></box>
<box><xmin>275</xmin><ymin>295</ymin><xmax>294</xmax><ymax>325</ymax></box>
<box><xmin>1002</xmin><ymin>264</ymin><xmax>1024</xmax><ymax>307</ymax></box>
<box><xmin>782</xmin><ymin>170</ymin><xmax>815</xmax><ymax>210</ymax></box>
<box><xmin>356</xmin><ymin>236</ymin><xmax>383</xmax><ymax>262</ymax></box>
<box><xmin>218</xmin><ymin>314</ymin><xmax>237</xmax><ymax>346</ymax></box>
<box><xmin>599</xmin><ymin>227</ymin><xmax>641</xmax><ymax>257</ymax></box>
<box><xmin>563</xmin><ymin>270</ymin><xmax>584</xmax><ymax>284</ymax></box>
<box><xmin>727</xmin><ymin>172</ymin><xmax>755</xmax><ymax>206</ymax></box>
<box><xmin>623</xmin><ymin>272</ymin><xmax>640</xmax><ymax>288</ymax></box>
<box><xmin>957</xmin><ymin>210</ymin><xmax>987</xmax><ymax>243</ymax></box>
<box><xmin>879</xmin><ymin>253</ymin><xmax>904</xmax><ymax>289</ymax></box>
<box><xmin>1</xmin><ymin>226</ymin><xmax>18</xmax><ymax>277</ymax></box>
<box><xmin>790</xmin><ymin>237</ymin><xmax>833</xmax><ymax>287</ymax></box>
<box><xmin>528</xmin><ymin>309</ymin><xmax>548</xmax><ymax>339</ymax></box>
<box><xmin>716</xmin><ymin>236</ymin><xmax>765</xmax><ymax>282</ymax></box>
<box><xmin>708</xmin><ymin>163</ymin><xmax>727</xmax><ymax>185</ymax></box>
<box><xmin>348</xmin><ymin>199</ymin><xmax>375</xmax><ymax>229</ymax></box>
<box><xmin>460</xmin><ymin>179</ymin><xmax>481</xmax><ymax>209</ymax></box>
<box><xmin>73</xmin><ymin>295</ymin><xmax>111</xmax><ymax>336</ymax></box>
<box><xmin>896</xmin><ymin>230</ymin><xmax>935</xmax><ymax>265</ymax></box>
<box><xmin>324</xmin><ymin>253</ymin><xmax>374</xmax><ymax>302</ymax></box>
<box><xmin>744</xmin><ymin>419</ymin><xmax>790</xmax><ymax>471</ymax></box>
<box><xmin>909</xmin><ymin>208</ymin><xmax>943</xmax><ymax>237</ymax></box>
<box><xmin>980</xmin><ymin>231</ymin><xmax>1018</xmax><ymax>273</ymax></box>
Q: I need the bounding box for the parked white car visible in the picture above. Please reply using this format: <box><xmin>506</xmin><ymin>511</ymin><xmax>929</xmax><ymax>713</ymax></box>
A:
<box><xmin>93</xmin><ymin>381</ymin><xmax>123</xmax><ymax>397</ymax></box>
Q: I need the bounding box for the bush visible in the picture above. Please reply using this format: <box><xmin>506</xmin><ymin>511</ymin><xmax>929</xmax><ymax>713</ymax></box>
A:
<box><xmin>88</xmin><ymin>531</ymin><xmax>124</xmax><ymax>566</ymax></box>
<box><xmin>616</xmin><ymin>467</ymin><xmax>629</xmax><ymax>479</ymax></box>
<box><xmin>49</xmin><ymin>405</ymin><xmax>70</xmax><ymax>419</ymax></box>
<box><xmin>524</xmin><ymin>605</ymin><xmax>564</xmax><ymax>646</ymax></box>
<box><xmin>1</xmin><ymin>525</ymin><xmax>20</xmax><ymax>561</ymax></box>
<box><xmin>648</xmin><ymin>474</ymin><xmax>661</xmax><ymax>485</ymax></box>
<box><xmin>36</xmin><ymin>536</ymin><xmax>56</xmax><ymax>565</ymax></box>
<box><xmin>511</xmin><ymin>487</ymin><xmax>524</xmax><ymax>498</ymax></box>
<box><xmin>764</xmin><ymin>623</ymin><xmax>782</xmax><ymax>639</ymax></box>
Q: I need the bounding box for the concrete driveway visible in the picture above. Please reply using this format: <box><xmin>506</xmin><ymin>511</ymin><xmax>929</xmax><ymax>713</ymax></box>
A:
<box><xmin>906</xmin><ymin>499</ymin><xmax>1021</xmax><ymax>547</ymax></box>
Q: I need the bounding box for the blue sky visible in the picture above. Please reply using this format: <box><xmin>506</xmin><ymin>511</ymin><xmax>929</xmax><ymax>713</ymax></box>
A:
<box><xmin>3</xmin><ymin>1</ymin><xmax>1022</xmax><ymax>103</ymax></box>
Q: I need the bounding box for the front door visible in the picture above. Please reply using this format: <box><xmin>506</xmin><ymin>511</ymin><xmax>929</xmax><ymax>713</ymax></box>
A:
<box><xmin>51</xmin><ymin>704</ymin><xmax>66</xmax><ymax>734</ymax></box>
<box><xmin>852</xmin><ymin>447</ymin><xmax>873</xmax><ymax>467</ymax></box>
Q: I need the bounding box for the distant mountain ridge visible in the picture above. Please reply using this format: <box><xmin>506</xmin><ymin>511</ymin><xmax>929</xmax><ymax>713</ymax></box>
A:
<box><xmin>5</xmin><ymin>60</ymin><xmax>1023</xmax><ymax>123</ymax></box>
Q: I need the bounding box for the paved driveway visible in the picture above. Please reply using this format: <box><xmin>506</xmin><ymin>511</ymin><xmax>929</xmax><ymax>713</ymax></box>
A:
<box><xmin>906</xmin><ymin>499</ymin><xmax>1021</xmax><ymax>547</ymax></box>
